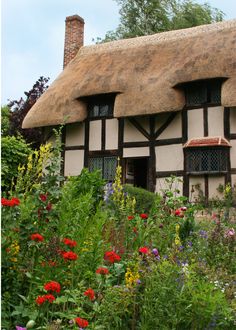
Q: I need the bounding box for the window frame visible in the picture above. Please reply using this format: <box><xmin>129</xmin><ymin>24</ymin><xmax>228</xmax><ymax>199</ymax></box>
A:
<box><xmin>183</xmin><ymin>78</ymin><xmax>224</xmax><ymax>107</ymax></box>
<box><xmin>185</xmin><ymin>147</ymin><xmax>229</xmax><ymax>175</ymax></box>
<box><xmin>87</xmin><ymin>94</ymin><xmax>115</xmax><ymax>119</ymax></box>
<box><xmin>88</xmin><ymin>156</ymin><xmax>117</xmax><ymax>181</ymax></box>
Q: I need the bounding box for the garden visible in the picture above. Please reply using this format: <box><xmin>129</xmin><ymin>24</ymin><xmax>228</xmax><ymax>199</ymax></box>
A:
<box><xmin>1</xmin><ymin>130</ymin><xmax>236</xmax><ymax>329</ymax></box>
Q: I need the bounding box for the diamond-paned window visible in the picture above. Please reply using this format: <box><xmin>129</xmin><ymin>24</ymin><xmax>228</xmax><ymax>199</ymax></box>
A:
<box><xmin>88</xmin><ymin>156</ymin><xmax>117</xmax><ymax>181</ymax></box>
<box><xmin>186</xmin><ymin>148</ymin><xmax>228</xmax><ymax>174</ymax></box>
<box><xmin>184</xmin><ymin>79</ymin><xmax>222</xmax><ymax>106</ymax></box>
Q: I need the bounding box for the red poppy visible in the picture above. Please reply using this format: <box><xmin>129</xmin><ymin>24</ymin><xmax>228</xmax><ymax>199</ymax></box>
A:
<box><xmin>84</xmin><ymin>288</ymin><xmax>95</xmax><ymax>301</ymax></box>
<box><xmin>31</xmin><ymin>233</ymin><xmax>44</xmax><ymax>242</ymax></box>
<box><xmin>44</xmin><ymin>281</ymin><xmax>61</xmax><ymax>293</ymax></box>
<box><xmin>96</xmin><ymin>267</ymin><xmax>109</xmax><ymax>275</ymax></box>
<box><xmin>128</xmin><ymin>215</ymin><xmax>134</xmax><ymax>220</ymax></box>
<box><xmin>140</xmin><ymin>213</ymin><xmax>148</xmax><ymax>219</ymax></box>
<box><xmin>63</xmin><ymin>238</ymin><xmax>77</xmax><ymax>248</ymax></box>
<box><xmin>62</xmin><ymin>251</ymin><xmax>78</xmax><ymax>261</ymax></box>
<box><xmin>139</xmin><ymin>246</ymin><xmax>150</xmax><ymax>254</ymax></box>
<box><xmin>104</xmin><ymin>251</ymin><xmax>121</xmax><ymax>263</ymax></box>
<box><xmin>39</xmin><ymin>194</ymin><xmax>47</xmax><ymax>202</ymax></box>
<box><xmin>75</xmin><ymin>317</ymin><xmax>89</xmax><ymax>328</ymax></box>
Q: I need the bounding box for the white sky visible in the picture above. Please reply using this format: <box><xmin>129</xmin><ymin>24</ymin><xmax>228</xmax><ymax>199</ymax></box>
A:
<box><xmin>1</xmin><ymin>0</ymin><xmax>236</xmax><ymax>105</ymax></box>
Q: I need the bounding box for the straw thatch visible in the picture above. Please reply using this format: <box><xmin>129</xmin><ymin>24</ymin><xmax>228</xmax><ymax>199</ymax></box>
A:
<box><xmin>23</xmin><ymin>19</ymin><xmax>236</xmax><ymax>128</ymax></box>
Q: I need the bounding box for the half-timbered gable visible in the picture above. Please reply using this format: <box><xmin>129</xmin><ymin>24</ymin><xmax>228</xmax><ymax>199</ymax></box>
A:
<box><xmin>23</xmin><ymin>16</ymin><xmax>236</xmax><ymax>202</ymax></box>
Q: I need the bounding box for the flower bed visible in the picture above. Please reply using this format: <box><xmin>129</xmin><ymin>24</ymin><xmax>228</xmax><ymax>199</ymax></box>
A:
<box><xmin>2</xmin><ymin>136</ymin><xmax>236</xmax><ymax>329</ymax></box>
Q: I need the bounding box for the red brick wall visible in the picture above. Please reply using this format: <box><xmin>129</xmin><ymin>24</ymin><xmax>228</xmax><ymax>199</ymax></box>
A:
<box><xmin>63</xmin><ymin>15</ymin><xmax>84</xmax><ymax>68</ymax></box>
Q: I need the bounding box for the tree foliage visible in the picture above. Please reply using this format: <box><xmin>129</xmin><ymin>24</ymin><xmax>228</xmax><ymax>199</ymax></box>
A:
<box><xmin>102</xmin><ymin>0</ymin><xmax>224</xmax><ymax>41</ymax></box>
<box><xmin>1</xmin><ymin>105</ymin><xmax>10</xmax><ymax>136</ymax></box>
<box><xmin>7</xmin><ymin>76</ymin><xmax>50</xmax><ymax>147</ymax></box>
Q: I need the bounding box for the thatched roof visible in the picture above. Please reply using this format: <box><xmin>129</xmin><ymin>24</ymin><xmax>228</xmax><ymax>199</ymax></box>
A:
<box><xmin>23</xmin><ymin>19</ymin><xmax>236</xmax><ymax>128</ymax></box>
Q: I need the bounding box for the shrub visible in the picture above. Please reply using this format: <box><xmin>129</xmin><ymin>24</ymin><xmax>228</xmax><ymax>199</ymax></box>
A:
<box><xmin>123</xmin><ymin>184</ymin><xmax>156</xmax><ymax>213</ymax></box>
<box><xmin>1</xmin><ymin>135</ymin><xmax>32</xmax><ymax>191</ymax></box>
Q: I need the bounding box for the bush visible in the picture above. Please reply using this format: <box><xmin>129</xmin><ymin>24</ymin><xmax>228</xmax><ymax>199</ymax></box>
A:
<box><xmin>123</xmin><ymin>184</ymin><xmax>156</xmax><ymax>213</ymax></box>
<box><xmin>1</xmin><ymin>135</ymin><xmax>32</xmax><ymax>191</ymax></box>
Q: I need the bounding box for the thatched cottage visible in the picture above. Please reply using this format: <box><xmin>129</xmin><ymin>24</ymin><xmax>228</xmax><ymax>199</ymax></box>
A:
<box><xmin>23</xmin><ymin>15</ymin><xmax>236</xmax><ymax>201</ymax></box>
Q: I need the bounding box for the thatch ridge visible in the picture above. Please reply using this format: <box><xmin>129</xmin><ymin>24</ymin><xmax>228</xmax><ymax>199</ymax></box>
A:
<box><xmin>23</xmin><ymin>19</ymin><xmax>236</xmax><ymax>128</ymax></box>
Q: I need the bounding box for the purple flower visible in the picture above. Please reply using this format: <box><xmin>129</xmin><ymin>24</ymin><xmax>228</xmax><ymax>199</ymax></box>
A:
<box><xmin>152</xmin><ymin>248</ymin><xmax>159</xmax><ymax>256</ymax></box>
<box><xmin>178</xmin><ymin>245</ymin><xmax>184</xmax><ymax>252</ymax></box>
<box><xmin>199</xmin><ymin>230</ymin><xmax>208</xmax><ymax>239</ymax></box>
<box><xmin>136</xmin><ymin>279</ymin><xmax>141</xmax><ymax>285</ymax></box>
<box><xmin>187</xmin><ymin>241</ymin><xmax>193</xmax><ymax>247</ymax></box>
<box><xmin>16</xmin><ymin>327</ymin><xmax>26</xmax><ymax>330</ymax></box>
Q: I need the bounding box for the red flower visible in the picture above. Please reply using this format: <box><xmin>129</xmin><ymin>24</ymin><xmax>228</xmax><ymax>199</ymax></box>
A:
<box><xmin>62</xmin><ymin>251</ymin><xmax>78</xmax><ymax>261</ymax></box>
<box><xmin>84</xmin><ymin>288</ymin><xmax>95</xmax><ymax>301</ymax></box>
<box><xmin>175</xmin><ymin>209</ymin><xmax>181</xmax><ymax>216</ymax></box>
<box><xmin>31</xmin><ymin>233</ymin><xmax>44</xmax><ymax>242</ymax></box>
<box><xmin>44</xmin><ymin>281</ymin><xmax>61</xmax><ymax>293</ymax></box>
<box><xmin>48</xmin><ymin>260</ymin><xmax>57</xmax><ymax>267</ymax></box>
<box><xmin>39</xmin><ymin>194</ymin><xmax>47</xmax><ymax>202</ymax></box>
<box><xmin>140</xmin><ymin>213</ymin><xmax>148</xmax><ymax>219</ymax></box>
<box><xmin>44</xmin><ymin>294</ymin><xmax>55</xmax><ymax>303</ymax></box>
<box><xmin>75</xmin><ymin>317</ymin><xmax>89</xmax><ymax>328</ymax></box>
<box><xmin>128</xmin><ymin>215</ymin><xmax>134</xmax><ymax>220</ymax></box>
<box><xmin>96</xmin><ymin>267</ymin><xmax>109</xmax><ymax>275</ymax></box>
<box><xmin>139</xmin><ymin>246</ymin><xmax>150</xmax><ymax>254</ymax></box>
<box><xmin>63</xmin><ymin>238</ymin><xmax>77</xmax><ymax>248</ymax></box>
<box><xmin>36</xmin><ymin>295</ymin><xmax>45</xmax><ymax>305</ymax></box>
<box><xmin>175</xmin><ymin>209</ymin><xmax>184</xmax><ymax>217</ymax></box>
<box><xmin>133</xmin><ymin>227</ymin><xmax>138</xmax><ymax>234</ymax></box>
<box><xmin>46</xmin><ymin>203</ymin><xmax>52</xmax><ymax>211</ymax></box>
<box><xmin>35</xmin><ymin>294</ymin><xmax>55</xmax><ymax>305</ymax></box>
<box><xmin>104</xmin><ymin>251</ymin><xmax>121</xmax><ymax>263</ymax></box>
<box><xmin>1</xmin><ymin>197</ymin><xmax>20</xmax><ymax>207</ymax></box>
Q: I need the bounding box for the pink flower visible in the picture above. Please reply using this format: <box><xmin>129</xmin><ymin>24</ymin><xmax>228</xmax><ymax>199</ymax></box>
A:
<box><xmin>39</xmin><ymin>194</ymin><xmax>47</xmax><ymax>202</ymax></box>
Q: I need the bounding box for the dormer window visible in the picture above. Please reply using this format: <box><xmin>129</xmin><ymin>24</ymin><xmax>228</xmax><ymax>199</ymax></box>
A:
<box><xmin>183</xmin><ymin>78</ymin><xmax>223</xmax><ymax>107</ymax></box>
<box><xmin>88</xmin><ymin>94</ymin><xmax>115</xmax><ymax>119</ymax></box>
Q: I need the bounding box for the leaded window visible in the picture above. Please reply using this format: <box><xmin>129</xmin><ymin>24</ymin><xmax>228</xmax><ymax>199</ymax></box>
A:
<box><xmin>186</xmin><ymin>148</ymin><xmax>228</xmax><ymax>174</ymax></box>
<box><xmin>88</xmin><ymin>156</ymin><xmax>117</xmax><ymax>181</ymax></box>
<box><xmin>184</xmin><ymin>79</ymin><xmax>222</xmax><ymax>106</ymax></box>
<box><xmin>88</xmin><ymin>94</ymin><xmax>115</xmax><ymax>118</ymax></box>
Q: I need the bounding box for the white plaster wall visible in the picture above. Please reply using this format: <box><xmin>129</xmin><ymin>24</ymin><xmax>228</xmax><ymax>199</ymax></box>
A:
<box><xmin>136</xmin><ymin>116</ymin><xmax>150</xmax><ymax>134</ymax></box>
<box><xmin>155</xmin><ymin>177</ymin><xmax>183</xmax><ymax>195</ymax></box>
<box><xmin>155</xmin><ymin>144</ymin><xmax>183</xmax><ymax>171</ymax></box>
<box><xmin>106</xmin><ymin>119</ymin><xmax>118</xmax><ymax>150</ymax></box>
<box><xmin>188</xmin><ymin>108</ymin><xmax>204</xmax><ymax>139</ymax></box>
<box><xmin>208</xmin><ymin>176</ymin><xmax>225</xmax><ymax>199</ymax></box>
<box><xmin>89</xmin><ymin>120</ymin><xmax>101</xmax><ymax>150</ymax></box>
<box><xmin>66</xmin><ymin>123</ymin><xmax>84</xmax><ymax>146</ymax></box>
<box><xmin>124</xmin><ymin>120</ymin><xmax>148</xmax><ymax>142</ymax></box>
<box><xmin>189</xmin><ymin>176</ymin><xmax>205</xmax><ymax>203</ymax></box>
<box><xmin>64</xmin><ymin>150</ymin><xmax>84</xmax><ymax>176</ymax></box>
<box><xmin>155</xmin><ymin>113</ymin><xmax>170</xmax><ymax>131</ymax></box>
<box><xmin>230</xmin><ymin>140</ymin><xmax>236</xmax><ymax>168</ymax></box>
<box><xmin>123</xmin><ymin>147</ymin><xmax>150</xmax><ymax>158</ymax></box>
<box><xmin>158</xmin><ymin>113</ymin><xmax>182</xmax><ymax>139</ymax></box>
<box><xmin>230</xmin><ymin>107</ymin><xmax>236</xmax><ymax>133</ymax></box>
<box><xmin>208</xmin><ymin>106</ymin><xmax>224</xmax><ymax>136</ymax></box>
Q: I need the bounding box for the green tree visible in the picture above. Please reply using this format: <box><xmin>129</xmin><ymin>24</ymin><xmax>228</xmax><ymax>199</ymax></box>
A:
<box><xmin>102</xmin><ymin>0</ymin><xmax>224</xmax><ymax>41</ymax></box>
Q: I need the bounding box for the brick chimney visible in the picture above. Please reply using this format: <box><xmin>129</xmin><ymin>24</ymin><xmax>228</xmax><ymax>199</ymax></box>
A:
<box><xmin>63</xmin><ymin>15</ymin><xmax>84</xmax><ymax>68</ymax></box>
